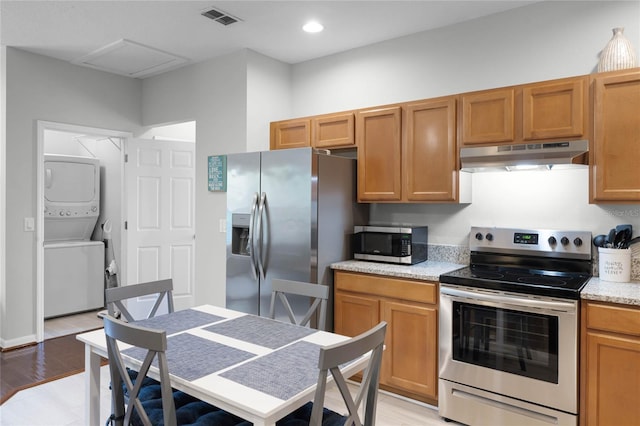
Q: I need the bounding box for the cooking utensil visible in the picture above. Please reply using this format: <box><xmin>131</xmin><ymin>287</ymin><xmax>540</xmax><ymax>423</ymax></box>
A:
<box><xmin>593</xmin><ymin>234</ymin><xmax>607</xmax><ymax>248</ymax></box>
<box><xmin>615</xmin><ymin>224</ymin><xmax>633</xmax><ymax>248</ymax></box>
<box><xmin>606</xmin><ymin>228</ymin><xmax>617</xmax><ymax>248</ymax></box>
<box><xmin>624</xmin><ymin>235</ymin><xmax>640</xmax><ymax>249</ymax></box>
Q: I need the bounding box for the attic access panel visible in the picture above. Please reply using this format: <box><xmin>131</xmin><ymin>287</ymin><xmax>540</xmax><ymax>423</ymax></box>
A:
<box><xmin>72</xmin><ymin>39</ymin><xmax>188</xmax><ymax>78</ymax></box>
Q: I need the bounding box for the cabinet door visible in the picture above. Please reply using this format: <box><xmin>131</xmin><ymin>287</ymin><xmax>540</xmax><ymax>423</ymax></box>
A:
<box><xmin>270</xmin><ymin>119</ymin><xmax>310</xmax><ymax>150</ymax></box>
<box><xmin>522</xmin><ymin>77</ymin><xmax>587</xmax><ymax>140</ymax></box>
<box><xmin>381</xmin><ymin>300</ymin><xmax>438</xmax><ymax>399</ymax></box>
<box><xmin>312</xmin><ymin>112</ymin><xmax>355</xmax><ymax>149</ymax></box>
<box><xmin>356</xmin><ymin>107</ymin><xmax>402</xmax><ymax>201</ymax></box>
<box><xmin>403</xmin><ymin>98</ymin><xmax>457</xmax><ymax>202</ymax></box>
<box><xmin>334</xmin><ymin>291</ymin><xmax>380</xmax><ymax>338</ymax></box>
<box><xmin>460</xmin><ymin>88</ymin><xmax>515</xmax><ymax>145</ymax></box>
<box><xmin>583</xmin><ymin>331</ymin><xmax>640</xmax><ymax>426</ymax></box>
<box><xmin>591</xmin><ymin>70</ymin><xmax>640</xmax><ymax>202</ymax></box>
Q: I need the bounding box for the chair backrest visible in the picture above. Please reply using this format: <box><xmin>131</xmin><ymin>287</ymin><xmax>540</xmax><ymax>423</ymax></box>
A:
<box><xmin>311</xmin><ymin>321</ymin><xmax>387</xmax><ymax>426</ymax></box>
<box><xmin>105</xmin><ymin>279</ymin><xmax>174</xmax><ymax>322</ymax></box>
<box><xmin>103</xmin><ymin>315</ymin><xmax>176</xmax><ymax>426</ymax></box>
<box><xmin>269</xmin><ymin>279</ymin><xmax>329</xmax><ymax>329</ymax></box>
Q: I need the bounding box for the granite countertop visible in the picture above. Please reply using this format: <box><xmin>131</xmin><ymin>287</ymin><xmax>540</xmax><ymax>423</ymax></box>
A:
<box><xmin>581</xmin><ymin>277</ymin><xmax>640</xmax><ymax>307</ymax></box>
<box><xmin>331</xmin><ymin>259</ymin><xmax>466</xmax><ymax>282</ymax></box>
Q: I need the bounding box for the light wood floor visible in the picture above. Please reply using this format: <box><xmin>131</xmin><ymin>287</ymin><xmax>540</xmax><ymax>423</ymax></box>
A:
<box><xmin>0</xmin><ymin>365</ymin><xmax>457</xmax><ymax>425</ymax></box>
<box><xmin>44</xmin><ymin>309</ymin><xmax>105</xmax><ymax>340</ymax></box>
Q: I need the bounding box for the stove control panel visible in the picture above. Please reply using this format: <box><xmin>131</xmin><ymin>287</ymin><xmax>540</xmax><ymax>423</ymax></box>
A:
<box><xmin>470</xmin><ymin>226</ymin><xmax>592</xmax><ymax>260</ymax></box>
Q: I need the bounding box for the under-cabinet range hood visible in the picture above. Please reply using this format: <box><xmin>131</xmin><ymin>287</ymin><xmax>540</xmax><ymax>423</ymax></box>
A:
<box><xmin>460</xmin><ymin>140</ymin><xmax>589</xmax><ymax>172</ymax></box>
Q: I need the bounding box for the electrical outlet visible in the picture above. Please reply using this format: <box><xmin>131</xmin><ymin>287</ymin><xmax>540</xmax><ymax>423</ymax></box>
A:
<box><xmin>219</xmin><ymin>219</ymin><xmax>226</xmax><ymax>233</ymax></box>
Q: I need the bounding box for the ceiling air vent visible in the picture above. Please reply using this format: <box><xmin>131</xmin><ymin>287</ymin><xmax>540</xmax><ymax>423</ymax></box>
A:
<box><xmin>201</xmin><ymin>7</ymin><xmax>241</xmax><ymax>26</ymax></box>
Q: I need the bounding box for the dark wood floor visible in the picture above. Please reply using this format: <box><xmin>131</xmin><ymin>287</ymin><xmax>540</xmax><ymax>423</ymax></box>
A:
<box><xmin>0</xmin><ymin>333</ymin><xmax>104</xmax><ymax>404</ymax></box>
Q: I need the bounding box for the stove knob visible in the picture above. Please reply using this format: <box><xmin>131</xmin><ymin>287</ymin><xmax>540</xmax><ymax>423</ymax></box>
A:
<box><xmin>561</xmin><ymin>236</ymin><xmax>570</xmax><ymax>246</ymax></box>
<box><xmin>475</xmin><ymin>232</ymin><xmax>483</xmax><ymax>241</ymax></box>
<box><xmin>548</xmin><ymin>236</ymin><xmax>557</xmax><ymax>245</ymax></box>
<box><xmin>486</xmin><ymin>233</ymin><xmax>494</xmax><ymax>241</ymax></box>
<box><xmin>574</xmin><ymin>237</ymin><xmax>583</xmax><ymax>247</ymax></box>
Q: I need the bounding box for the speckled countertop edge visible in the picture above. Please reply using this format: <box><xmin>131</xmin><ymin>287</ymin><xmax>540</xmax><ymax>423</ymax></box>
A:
<box><xmin>332</xmin><ymin>244</ymin><xmax>640</xmax><ymax>306</ymax></box>
<box><xmin>330</xmin><ymin>259</ymin><xmax>466</xmax><ymax>282</ymax></box>
<box><xmin>581</xmin><ymin>278</ymin><xmax>640</xmax><ymax>307</ymax></box>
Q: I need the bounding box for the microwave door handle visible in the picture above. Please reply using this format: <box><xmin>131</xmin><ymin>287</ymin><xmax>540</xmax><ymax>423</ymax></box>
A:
<box><xmin>257</xmin><ymin>192</ymin><xmax>267</xmax><ymax>279</ymax></box>
<box><xmin>248</xmin><ymin>192</ymin><xmax>259</xmax><ymax>281</ymax></box>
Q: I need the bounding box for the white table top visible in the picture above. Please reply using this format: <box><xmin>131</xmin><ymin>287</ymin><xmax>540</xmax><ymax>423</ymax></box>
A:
<box><xmin>77</xmin><ymin>305</ymin><xmax>363</xmax><ymax>425</ymax></box>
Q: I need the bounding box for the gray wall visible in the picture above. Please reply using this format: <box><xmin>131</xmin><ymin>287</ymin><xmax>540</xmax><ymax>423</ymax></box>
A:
<box><xmin>142</xmin><ymin>49</ymin><xmax>291</xmax><ymax>307</ymax></box>
<box><xmin>2</xmin><ymin>48</ymin><xmax>141</xmax><ymax>346</ymax></box>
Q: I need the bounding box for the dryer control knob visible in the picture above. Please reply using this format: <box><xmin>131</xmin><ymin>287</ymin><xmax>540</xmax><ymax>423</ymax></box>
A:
<box><xmin>59</xmin><ymin>211</ymin><xmax>64</xmax><ymax>216</ymax></box>
<box><xmin>66</xmin><ymin>211</ymin><xmax>71</xmax><ymax>216</ymax></box>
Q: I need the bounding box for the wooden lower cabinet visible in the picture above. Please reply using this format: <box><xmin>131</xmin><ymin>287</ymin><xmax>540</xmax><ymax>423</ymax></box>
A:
<box><xmin>580</xmin><ymin>301</ymin><xmax>640</xmax><ymax>426</ymax></box>
<box><xmin>334</xmin><ymin>270</ymin><xmax>438</xmax><ymax>404</ymax></box>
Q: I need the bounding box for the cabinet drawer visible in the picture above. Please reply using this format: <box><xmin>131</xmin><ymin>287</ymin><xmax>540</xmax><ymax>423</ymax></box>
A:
<box><xmin>335</xmin><ymin>271</ymin><xmax>437</xmax><ymax>304</ymax></box>
<box><xmin>585</xmin><ymin>301</ymin><xmax>640</xmax><ymax>336</ymax></box>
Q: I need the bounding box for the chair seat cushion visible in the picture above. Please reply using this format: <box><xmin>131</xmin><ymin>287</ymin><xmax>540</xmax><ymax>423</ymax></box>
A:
<box><xmin>276</xmin><ymin>401</ymin><xmax>347</xmax><ymax>426</ymax></box>
<box><xmin>126</xmin><ymin>370</ymin><xmax>249</xmax><ymax>426</ymax></box>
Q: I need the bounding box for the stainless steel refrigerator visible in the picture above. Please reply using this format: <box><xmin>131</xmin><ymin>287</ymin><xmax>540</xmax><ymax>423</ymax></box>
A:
<box><xmin>225</xmin><ymin>148</ymin><xmax>366</xmax><ymax>330</ymax></box>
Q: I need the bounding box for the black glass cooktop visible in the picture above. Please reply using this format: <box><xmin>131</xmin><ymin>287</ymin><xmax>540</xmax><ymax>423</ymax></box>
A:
<box><xmin>440</xmin><ymin>264</ymin><xmax>592</xmax><ymax>300</ymax></box>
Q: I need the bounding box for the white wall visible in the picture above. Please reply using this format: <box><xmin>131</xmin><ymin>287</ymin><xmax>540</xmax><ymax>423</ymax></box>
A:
<box><xmin>290</xmin><ymin>1</ymin><xmax>640</xmax><ymax>245</ymax></box>
<box><xmin>2</xmin><ymin>48</ymin><xmax>141</xmax><ymax>347</ymax></box>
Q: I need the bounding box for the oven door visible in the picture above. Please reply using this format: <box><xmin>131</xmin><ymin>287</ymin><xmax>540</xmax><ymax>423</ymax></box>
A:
<box><xmin>439</xmin><ymin>284</ymin><xmax>579</xmax><ymax>415</ymax></box>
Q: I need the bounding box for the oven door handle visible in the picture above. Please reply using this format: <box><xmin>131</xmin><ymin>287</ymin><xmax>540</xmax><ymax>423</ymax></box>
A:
<box><xmin>440</xmin><ymin>285</ymin><xmax>576</xmax><ymax>313</ymax></box>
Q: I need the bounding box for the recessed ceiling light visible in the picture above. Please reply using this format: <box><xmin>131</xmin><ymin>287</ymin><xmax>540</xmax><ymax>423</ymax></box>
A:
<box><xmin>303</xmin><ymin>21</ymin><xmax>324</xmax><ymax>33</ymax></box>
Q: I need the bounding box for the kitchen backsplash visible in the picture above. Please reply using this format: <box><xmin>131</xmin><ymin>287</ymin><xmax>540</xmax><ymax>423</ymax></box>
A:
<box><xmin>429</xmin><ymin>244</ymin><xmax>640</xmax><ymax>282</ymax></box>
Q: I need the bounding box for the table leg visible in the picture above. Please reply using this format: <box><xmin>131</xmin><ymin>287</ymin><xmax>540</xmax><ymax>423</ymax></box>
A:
<box><xmin>85</xmin><ymin>344</ymin><xmax>102</xmax><ymax>426</ymax></box>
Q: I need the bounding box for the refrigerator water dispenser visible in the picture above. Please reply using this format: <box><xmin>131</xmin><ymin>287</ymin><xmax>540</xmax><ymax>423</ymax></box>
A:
<box><xmin>231</xmin><ymin>213</ymin><xmax>251</xmax><ymax>256</ymax></box>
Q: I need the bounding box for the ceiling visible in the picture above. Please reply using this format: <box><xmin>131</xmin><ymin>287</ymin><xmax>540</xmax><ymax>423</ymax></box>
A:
<box><xmin>1</xmin><ymin>1</ymin><xmax>538</xmax><ymax>79</ymax></box>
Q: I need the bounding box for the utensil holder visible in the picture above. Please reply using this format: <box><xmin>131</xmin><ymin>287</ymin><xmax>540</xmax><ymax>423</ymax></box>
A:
<box><xmin>598</xmin><ymin>247</ymin><xmax>631</xmax><ymax>282</ymax></box>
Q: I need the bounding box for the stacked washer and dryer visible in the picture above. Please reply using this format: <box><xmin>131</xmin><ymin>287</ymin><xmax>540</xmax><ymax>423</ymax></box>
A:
<box><xmin>44</xmin><ymin>154</ymin><xmax>105</xmax><ymax>318</ymax></box>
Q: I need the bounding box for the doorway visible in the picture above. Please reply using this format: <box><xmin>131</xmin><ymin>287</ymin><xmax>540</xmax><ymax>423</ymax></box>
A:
<box><xmin>36</xmin><ymin>120</ymin><xmax>196</xmax><ymax>342</ymax></box>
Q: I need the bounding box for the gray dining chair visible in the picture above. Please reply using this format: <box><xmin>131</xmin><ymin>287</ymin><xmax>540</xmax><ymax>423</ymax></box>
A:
<box><xmin>105</xmin><ymin>278</ymin><xmax>175</xmax><ymax>322</ymax></box>
<box><xmin>280</xmin><ymin>321</ymin><xmax>387</xmax><ymax>426</ymax></box>
<box><xmin>103</xmin><ymin>315</ymin><xmax>245</xmax><ymax>426</ymax></box>
<box><xmin>269</xmin><ymin>279</ymin><xmax>329</xmax><ymax>330</ymax></box>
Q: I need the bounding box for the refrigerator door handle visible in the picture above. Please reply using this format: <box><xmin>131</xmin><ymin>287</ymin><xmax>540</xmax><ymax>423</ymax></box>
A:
<box><xmin>257</xmin><ymin>192</ymin><xmax>267</xmax><ymax>279</ymax></box>
<box><xmin>248</xmin><ymin>192</ymin><xmax>260</xmax><ymax>281</ymax></box>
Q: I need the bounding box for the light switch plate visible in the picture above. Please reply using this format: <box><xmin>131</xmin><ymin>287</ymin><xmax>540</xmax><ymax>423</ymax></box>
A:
<box><xmin>24</xmin><ymin>217</ymin><xmax>35</xmax><ymax>232</ymax></box>
<box><xmin>219</xmin><ymin>219</ymin><xmax>226</xmax><ymax>233</ymax></box>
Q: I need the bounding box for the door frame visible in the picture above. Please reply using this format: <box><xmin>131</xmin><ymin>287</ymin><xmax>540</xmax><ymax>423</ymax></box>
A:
<box><xmin>36</xmin><ymin>120</ymin><xmax>131</xmax><ymax>342</ymax></box>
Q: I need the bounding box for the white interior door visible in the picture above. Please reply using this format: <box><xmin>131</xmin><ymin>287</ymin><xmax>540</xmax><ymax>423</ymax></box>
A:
<box><xmin>125</xmin><ymin>138</ymin><xmax>195</xmax><ymax>316</ymax></box>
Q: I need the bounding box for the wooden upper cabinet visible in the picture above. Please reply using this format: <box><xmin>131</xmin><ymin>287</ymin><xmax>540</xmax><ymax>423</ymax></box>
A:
<box><xmin>460</xmin><ymin>76</ymin><xmax>589</xmax><ymax>147</ymax></box>
<box><xmin>270</xmin><ymin>119</ymin><xmax>310</xmax><ymax>150</ymax></box>
<box><xmin>461</xmin><ymin>88</ymin><xmax>515</xmax><ymax>145</ymax></box>
<box><xmin>356</xmin><ymin>106</ymin><xmax>402</xmax><ymax>202</ymax></box>
<box><xmin>403</xmin><ymin>97</ymin><xmax>457</xmax><ymax>202</ymax></box>
<box><xmin>312</xmin><ymin>112</ymin><xmax>355</xmax><ymax>149</ymax></box>
<box><xmin>271</xmin><ymin>111</ymin><xmax>355</xmax><ymax>150</ymax></box>
<box><xmin>590</xmin><ymin>68</ymin><xmax>640</xmax><ymax>203</ymax></box>
<box><xmin>522</xmin><ymin>77</ymin><xmax>588</xmax><ymax>140</ymax></box>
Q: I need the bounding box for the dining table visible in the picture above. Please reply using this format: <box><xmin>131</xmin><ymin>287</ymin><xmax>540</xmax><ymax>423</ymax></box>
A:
<box><xmin>76</xmin><ymin>304</ymin><xmax>369</xmax><ymax>426</ymax></box>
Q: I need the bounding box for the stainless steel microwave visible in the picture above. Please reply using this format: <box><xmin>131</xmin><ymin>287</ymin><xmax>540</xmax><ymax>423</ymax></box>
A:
<box><xmin>352</xmin><ymin>226</ymin><xmax>428</xmax><ymax>265</ymax></box>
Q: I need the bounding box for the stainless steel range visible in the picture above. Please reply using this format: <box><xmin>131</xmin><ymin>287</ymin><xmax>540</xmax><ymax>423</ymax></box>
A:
<box><xmin>438</xmin><ymin>226</ymin><xmax>592</xmax><ymax>426</ymax></box>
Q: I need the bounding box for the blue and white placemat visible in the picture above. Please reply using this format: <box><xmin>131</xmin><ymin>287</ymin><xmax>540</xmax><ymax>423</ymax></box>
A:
<box><xmin>132</xmin><ymin>309</ymin><xmax>225</xmax><ymax>335</ymax></box>
<box><xmin>220</xmin><ymin>340</ymin><xmax>321</xmax><ymax>400</ymax></box>
<box><xmin>203</xmin><ymin>315</ymin><xmax>316</xmax><ymax>349</ymax></box>
<box><xmin>123</xmin><ymin>333</ymin><xmax>254</xmax><ymax>381</ymax></box>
